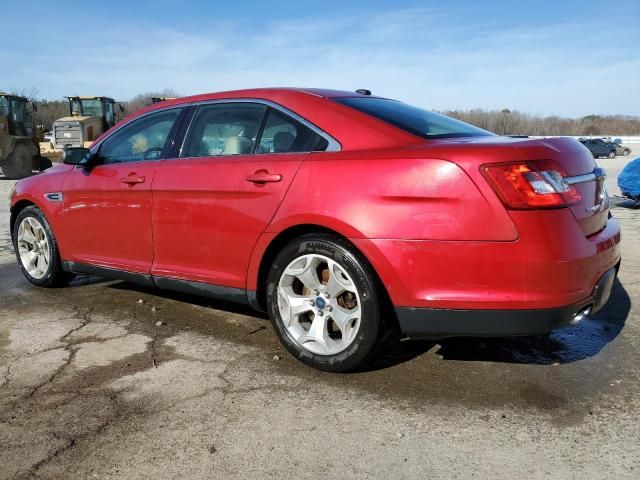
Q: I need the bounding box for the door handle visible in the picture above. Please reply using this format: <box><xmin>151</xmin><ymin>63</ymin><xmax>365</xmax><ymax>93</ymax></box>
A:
<box><xmin>121</xmin><ymin>173</ymin><xmax>146</xmax><ymax>184</ymax></box>
<box><xmin>245</xmin><ymin>171</ymin><xmax>282</xmax><ymax>184</ymax></box>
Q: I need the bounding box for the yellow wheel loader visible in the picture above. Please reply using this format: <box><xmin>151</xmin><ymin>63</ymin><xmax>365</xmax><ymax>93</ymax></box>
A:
<box><xmin>40</xmin><ymin>96</ymin><xmax>123</xmax><ymax>162</ymax></box>
<box><xmin>0</xmin><ymin>92</ymin><xmax>51</xmax><ymax>179</ymax></box>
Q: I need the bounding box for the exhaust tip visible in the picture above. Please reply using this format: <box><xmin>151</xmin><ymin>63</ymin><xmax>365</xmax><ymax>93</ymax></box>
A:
<box><xmin>570</xmin><ymin>307</ymin><xmax>591</xmax><ymax>325</ymax></box>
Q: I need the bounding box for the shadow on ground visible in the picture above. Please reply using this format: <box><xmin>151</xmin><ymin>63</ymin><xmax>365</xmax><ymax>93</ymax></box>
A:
<box><xmin>2</xmin><ymin>260</ymin><xmax>630</xmax><ymax>372</ymax></box>
<box><xmin>365</xmin><ymin>278</ymin><xmax>631</xmax><ymax>371</ymax></box>
<box><xmin>611</xmin><ymin>195</ymin><xmax>640</xmax><ymax>210</ymax></box>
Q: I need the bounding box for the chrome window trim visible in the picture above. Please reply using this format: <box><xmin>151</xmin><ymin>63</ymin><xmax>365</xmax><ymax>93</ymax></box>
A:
<box><xmin>89</xmin><ymin>104</ymin><xmax>186</xmax><ymax>155</ymax></box>
<box><xmin>179</xmin><ymin>98</ymin><xmax>341</xmax><ymax>157</ymax></box>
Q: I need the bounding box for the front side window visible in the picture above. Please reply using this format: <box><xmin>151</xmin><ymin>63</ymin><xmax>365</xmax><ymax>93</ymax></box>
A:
<box><xmin>99</xmin><ymin>109</ymin><xmax>181</xmax><ymax>164</ymax></box>
<box><xmin>257</xmin><ymin>108</ymin><xmax>327</xmax><ymax>153</ymax></box>
<box><xmin>334</xmin><ymin>97</ymin><xmax>493</xmax><ymax>139</ymax></box>
<box><xmin>183</xmin><ymin>103</ymin><xmax>266</xmax><ymax>157</ymax></box>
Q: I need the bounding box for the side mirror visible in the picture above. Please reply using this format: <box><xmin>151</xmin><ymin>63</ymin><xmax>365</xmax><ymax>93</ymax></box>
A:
<box><xmin>118</xmin><ymin>103</ymin><xmax>125</xmax><ymax>113</ymax></box>
<box><xmin>63</xmin><ymin>147</ymin><xmax>93</xmax><ymax>165</ymax></box>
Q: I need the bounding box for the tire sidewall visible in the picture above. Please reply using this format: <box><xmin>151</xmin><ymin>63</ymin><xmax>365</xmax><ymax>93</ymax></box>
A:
<box><xmin>12</xmin><ymin>206</ymin><xmax>59</xmax><ymax>287</ymax></box>
<box><xmin>266</xmin><ymin>235</ymin><xmax>380</xmax><ymax>372</ymax></box>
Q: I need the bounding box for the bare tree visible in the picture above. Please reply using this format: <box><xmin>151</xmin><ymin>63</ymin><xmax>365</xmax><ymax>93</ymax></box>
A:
<box><xmin>444</xmin><ymin>109</ymin><xmax>640</xmax><ymax>136</ymax></box>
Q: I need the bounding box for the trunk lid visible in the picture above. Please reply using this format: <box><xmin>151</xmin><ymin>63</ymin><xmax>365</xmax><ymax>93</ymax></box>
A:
<box><xmin>417</xmin><ymin>136</ymin><xmax>609</xmax><ymax>237</ymax></box>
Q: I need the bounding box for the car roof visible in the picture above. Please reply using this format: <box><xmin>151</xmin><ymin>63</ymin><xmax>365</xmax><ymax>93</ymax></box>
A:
<box><xmin>163</xmin><ymin>87</ymin><xmax>381</xmax><ymax>105</ymax></box>
<box><xmin>96</xmin><ymin>87</ymin><xmax>419</xmax><ymax>152</ymax></box>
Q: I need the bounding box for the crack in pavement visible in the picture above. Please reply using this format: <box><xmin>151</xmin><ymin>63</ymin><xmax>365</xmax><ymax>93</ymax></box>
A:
<box><xmin>27</xmin><ymin>307</ymin><xmax>94</xmax><ymax>399</ymax></box>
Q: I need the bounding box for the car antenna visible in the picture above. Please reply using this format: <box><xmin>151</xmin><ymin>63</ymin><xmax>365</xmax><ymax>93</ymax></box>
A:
<box><xmin>355</xmin><ymin>89</ymin><xmax>372</xmax><ymax>95</ymax></box>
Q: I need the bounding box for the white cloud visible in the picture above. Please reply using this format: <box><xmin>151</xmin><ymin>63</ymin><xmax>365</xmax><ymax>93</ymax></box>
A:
<box><xmin>3</xmin><ymin>8</ymin><xmax>638</xmax><ymax>116</ymax></box>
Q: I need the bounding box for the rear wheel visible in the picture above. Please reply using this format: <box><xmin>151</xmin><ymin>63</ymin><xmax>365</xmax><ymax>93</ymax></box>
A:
<box><xmin>266</xmin><ymin>234</ymin><xmax>381</xmax><ymax>372</ymax></box>
<box><xmin>608</xmin><ymin>150</ymin><xmax>616</xmax><ymax>159</ymax></box>
<box><xmin>12</xmin><ymin>206</ymin><xmax>73</xmax><ymax>287</ymax></box>
<box><xmin>2</xmin><ymin>144</ymin><xmax>33</xmax><ymax>179</ymax></box>
<box><xmin>623</xmin><ymin>149</ymin><xmax>631</xmax><ymax>156</ymax></box>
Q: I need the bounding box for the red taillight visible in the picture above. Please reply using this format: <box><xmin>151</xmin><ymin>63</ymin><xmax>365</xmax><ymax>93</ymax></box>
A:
<box><xmin>481</xmin><ymin>160</ymin><xmax>581</xmax><ymax>209</ymax></box>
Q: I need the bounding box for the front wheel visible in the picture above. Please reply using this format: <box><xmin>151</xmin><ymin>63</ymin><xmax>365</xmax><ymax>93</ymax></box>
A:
<box><xmin>12</xmin><ymin>206</ymin><xmax>73</xmax><ymax>287</ymax></box>
<box><xmin>266</xmin><ymin>234</ymin><xmax>381</xmax><ymax>372</ymax></box>
<box><xmin>608</xmin><ymin>150</ymin><xmax>616</xmax><ymax>159</ymax></box>
<box><xmin>623</xmin><ymin>149</ymin><xmax>631</xmax><ymax>156</ymax></box>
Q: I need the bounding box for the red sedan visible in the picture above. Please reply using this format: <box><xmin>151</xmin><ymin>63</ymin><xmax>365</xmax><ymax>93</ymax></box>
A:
<box><xmin>9</xmin><ymin>88</ymin><xmax>621</xmax><ymax>371</ymax></box>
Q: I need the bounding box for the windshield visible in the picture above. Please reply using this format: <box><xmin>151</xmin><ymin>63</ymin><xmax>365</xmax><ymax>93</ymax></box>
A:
<box><xmin>0</xmin><ymin>96</ymin><xmax>8</xmax><ymax>117</ymax></box>
<box><xmin>71</xmin><ymin>98</ymin><xmax>104</xmax><ymax>117</ymax></box>
<box><xmin>334</xmin><ymin>97</ymin><xmax>493</xmax><ymax>140</ymax></box>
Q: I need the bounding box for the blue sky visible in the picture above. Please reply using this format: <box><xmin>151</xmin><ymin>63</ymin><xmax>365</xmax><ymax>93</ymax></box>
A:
<box><xmin>1</xmin><ymin>0</ymin><xmax>638</xmax><ymax>116</ymax></box>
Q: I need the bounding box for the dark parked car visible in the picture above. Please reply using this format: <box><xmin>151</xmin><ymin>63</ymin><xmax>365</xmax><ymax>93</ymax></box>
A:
<box><xmin>579</xmin><ymin>138</ymin><xmax>617</xmax><ymax>158</ymax></box>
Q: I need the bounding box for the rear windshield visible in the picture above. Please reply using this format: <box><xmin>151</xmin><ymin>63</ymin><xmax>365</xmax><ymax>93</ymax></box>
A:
<box><xmin>334</xmin><ymin>97</ymin><xmax>493</xmax><ymax>140</ymax></box>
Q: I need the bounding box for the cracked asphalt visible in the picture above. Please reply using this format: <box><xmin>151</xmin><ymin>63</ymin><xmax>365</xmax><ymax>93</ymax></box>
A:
<box><xmin>1</xmin><ymin>154</ymin><xmax>639</xmax><ymax>480</ymax></box>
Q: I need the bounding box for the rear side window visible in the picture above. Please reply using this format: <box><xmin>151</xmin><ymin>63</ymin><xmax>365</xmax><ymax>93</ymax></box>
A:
<box><xmin>334</xmin><ymin>97</ymin><xmax>493</xmax><ymax>139</ymax></box>
<box><xmin>257</xmin><ymin>108</ymin><xmax>328</xmax><ymax>153</ymax></box>
<box><xmin>183</xmin><ymin>103</ymin><xmax>266</xmax><ymax>157</ymax></box>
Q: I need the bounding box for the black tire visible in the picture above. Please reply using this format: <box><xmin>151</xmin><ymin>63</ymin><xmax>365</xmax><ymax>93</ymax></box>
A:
<box><xmin>623</xmin><ymin>149</ymin><xmax>630</xmax><ymax>156</ymax></box>
<box><xmin>12</xmin><ymin>206</ymin><xmax>74</xmax><ymax>287</ymax></box>
<box><xmin>3</xmin><ymin>144</ymin><xmax>33</xmax><ymax>179</ymax></box>
<box><xmin>266</xmin><ymin>234</ymin><xmax>382</xmax><ymax>372</ymax></box>
<box><xmin>608</xmin><ymin>150</ymin><xmax>616</xmax><ymax>159</ymax></box>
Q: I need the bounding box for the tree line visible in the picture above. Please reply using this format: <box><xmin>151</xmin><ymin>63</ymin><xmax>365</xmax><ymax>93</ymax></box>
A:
<box><xmin>442</xmin><ymin>108</ymin><xmax>640</xmax><ymax>137</ymax></box>
<box><xmin>10</xmin><ymin>88</ymin><xmax>640</xmax><ymax>136</ymax></box>
<box><xmin>9</xmin><ymin>89</ymin><xmax>179</xmax><ymax>131</ymax></box>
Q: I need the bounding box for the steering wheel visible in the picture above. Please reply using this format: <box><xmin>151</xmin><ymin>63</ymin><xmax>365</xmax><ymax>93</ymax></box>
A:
<box><xmin>143</xmin><ymin>147</ymin><xmax>163</xmax><ymax>160</ymax></box>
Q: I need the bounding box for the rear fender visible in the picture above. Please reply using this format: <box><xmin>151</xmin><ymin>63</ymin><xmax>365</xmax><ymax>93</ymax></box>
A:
<box><xmin>266</xmin><ymin>153</ymin><xmax>518</xmax><ymax>242</ymax></box>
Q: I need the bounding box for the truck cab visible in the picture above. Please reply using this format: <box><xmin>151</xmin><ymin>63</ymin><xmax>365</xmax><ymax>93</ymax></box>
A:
<box><xmin>0</xmin><ymin>92</ymin><xmax>43</xmax><ymax>179</ymax></box>
<box><xmin>52</xmin><ymin>96</ymin><xmax>119</xmax><ymax>150</ymax></box>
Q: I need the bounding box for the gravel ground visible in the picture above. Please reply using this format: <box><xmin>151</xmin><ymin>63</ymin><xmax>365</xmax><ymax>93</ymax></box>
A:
<box><xmin>0</xmin><ymin>150</ymin><xmax>639</xmax><ymax>480</ymax></box>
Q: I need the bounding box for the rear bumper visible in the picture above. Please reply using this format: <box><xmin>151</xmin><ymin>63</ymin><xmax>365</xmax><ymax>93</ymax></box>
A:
<box><xmin>352</xmin><ymin>211</ymin><xmax>621</xmax><ymax>311</ymax></box>
<box><xmin>397</xmin><ymin>265</ymin><xmax>617</xmax><ymax>338</ymax></box>
<box><xmin>395</xmin><ymin>302</ymin><xmax>589</xmax><ymax>339</ymax></box>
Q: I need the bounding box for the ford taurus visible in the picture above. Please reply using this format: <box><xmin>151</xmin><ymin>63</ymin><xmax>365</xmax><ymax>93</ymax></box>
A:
<box><xmin>9</xmin><ymin>88</ymin><xmax>621</xmax><ymax>371</ymax></box>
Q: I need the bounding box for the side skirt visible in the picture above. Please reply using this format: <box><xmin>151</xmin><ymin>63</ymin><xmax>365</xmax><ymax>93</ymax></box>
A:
<box><xmin>62</xmin><ymin>261</ymin><xmax>253</xmax><ymax>307</ymax></box>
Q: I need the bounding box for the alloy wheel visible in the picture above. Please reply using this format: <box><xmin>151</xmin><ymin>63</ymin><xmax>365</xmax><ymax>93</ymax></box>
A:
<box><xmin>277</xmin><ymin>253</ymin><xmax>362</xmax><ymax>355</ymax></box>
<box><xmin>17</xmin><ymin>217</ymin><xmax>51</xmax><ymax>279</ymax></box>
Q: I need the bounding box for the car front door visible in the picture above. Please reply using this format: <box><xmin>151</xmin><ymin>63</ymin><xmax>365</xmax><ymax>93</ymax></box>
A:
<box><xmin>59</xmin><ymin>108</ymin><xmax>183</xmax><ymax>273</ymax></box>
<box><xmin>151</xmin><ymin>102</ymin><xmax>330</xmax><ymax>290</ymax></box>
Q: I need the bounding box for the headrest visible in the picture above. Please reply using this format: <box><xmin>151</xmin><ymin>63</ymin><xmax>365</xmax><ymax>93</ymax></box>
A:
<box><xmin>224</xmin><ymin>136</ymin><xmax>253</xmax><ymax>155</ymax></box>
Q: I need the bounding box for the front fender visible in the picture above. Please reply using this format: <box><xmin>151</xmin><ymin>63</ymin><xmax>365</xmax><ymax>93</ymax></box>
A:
<box><xmin>10</xmin><ymin>165</ymin><xmax>73</xmax><ymax>250</ymax></box>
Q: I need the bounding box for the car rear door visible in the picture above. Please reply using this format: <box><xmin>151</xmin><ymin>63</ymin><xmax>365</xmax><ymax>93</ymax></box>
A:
<box><xmin>59</xmin><ymin>107</ymin><xmax>184</xmax><ymax>273</ymax></box>
<box><xmin>151</xmin><ymin>102</ymin><xmax>329</xmax><ymax>290</ymax></box>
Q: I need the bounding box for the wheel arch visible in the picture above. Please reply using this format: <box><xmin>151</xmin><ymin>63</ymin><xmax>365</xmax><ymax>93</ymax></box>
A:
<box><xmin>10</xmin><ymin>200</ymin><xmax>37</xmax><ymax>236</ymax></box>
<box><xmin>251</xmin><ymin>223</ymin><xmax>394</xmax><ymax>321</ymax></box>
